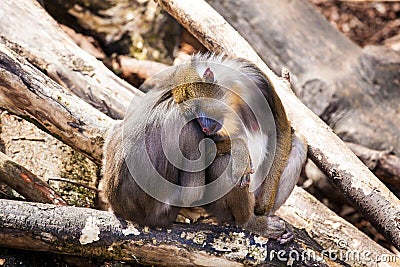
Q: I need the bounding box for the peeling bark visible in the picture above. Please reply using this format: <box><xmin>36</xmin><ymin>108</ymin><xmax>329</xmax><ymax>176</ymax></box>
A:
<box><xmin>0</xmin><ymin>199</ymin><xmax>345</xmax><ymax>266</ymax></box>
<box><xmin>0</xmin><ymin>43</ymin><xmax>111</xmax><ymax>164</ymax></box>
<box><xmin>0</xmin><ymin>0</ymin><xmax>143</xmax><ymax>119</ymax></box>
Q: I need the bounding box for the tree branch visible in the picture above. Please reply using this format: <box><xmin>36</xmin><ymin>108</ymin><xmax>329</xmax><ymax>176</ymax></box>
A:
<box><xmin>0</xmin><ymin>152</ymin><xmax>68</xmax><ymax>205</ymax></box>
<box><xmin>0</xmin><ymin>0</ymin><xmax>144</xmax><ymax>119</ymax></box>
<box><xmin>0</xmin><ymin>43</ymin><xmax>111</xmax><ymax>164</ymax></box>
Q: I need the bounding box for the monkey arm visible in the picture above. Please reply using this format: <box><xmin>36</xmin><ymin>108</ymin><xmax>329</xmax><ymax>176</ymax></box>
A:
<box><xmin>177</xmin><ymin>120</ymin><xmax>206</xmax><ymax>205</ymax></box>
<box><xmin>246</xmin><ymin>132</ymin><xmax>307</xmax><ymax>244</ymax></box>
<box><xmin>212</xmin><ymin>137</ymin><xmax>253</xmax><ymax>187</ymax></box>
<box><xmin>272</xmin><ymin>133</ymin><xmax>307</xmax><ymax>212</ymax></box>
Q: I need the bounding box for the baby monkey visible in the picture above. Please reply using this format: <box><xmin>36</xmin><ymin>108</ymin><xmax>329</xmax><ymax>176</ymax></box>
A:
<box><xmin>100</xmin><ymin>54</ymin><xmax>307</xmax><ymax>243</ymax></box>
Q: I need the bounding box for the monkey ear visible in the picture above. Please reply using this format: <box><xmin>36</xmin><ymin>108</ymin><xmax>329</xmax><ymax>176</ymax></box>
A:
<box><xmin>203</xmin><ymin>67</ymin><xmax>215</xmax><ymax>83</ymax></box>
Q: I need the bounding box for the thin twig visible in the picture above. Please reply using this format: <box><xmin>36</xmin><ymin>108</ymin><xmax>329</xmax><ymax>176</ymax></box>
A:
<box><xmin>48</xmin><ymin>177</ymin><xmax>98</xmax><ymax>191</ymax></box>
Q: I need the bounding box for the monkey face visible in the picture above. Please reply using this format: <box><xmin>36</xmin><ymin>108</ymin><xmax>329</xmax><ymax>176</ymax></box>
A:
<box><xmin>196</xmin><ymin>114</ymin><xmax>222</xmax><ymax>135</ymax></box>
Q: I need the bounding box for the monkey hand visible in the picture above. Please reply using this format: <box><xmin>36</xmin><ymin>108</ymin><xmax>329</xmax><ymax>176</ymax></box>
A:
<box><xmin>238</xmin><ymin>160</ymin><xmax>255</xmax><ymax>188</ymax></box>
<box><xmin>229</xmin><ymin>138</ymin><xmax>254</xmax><ymax>188</ymax></box>
<box><xmin>246</xmin><ymin>215</ymin><xmax>294</xmax><ymax>245</ymax></box>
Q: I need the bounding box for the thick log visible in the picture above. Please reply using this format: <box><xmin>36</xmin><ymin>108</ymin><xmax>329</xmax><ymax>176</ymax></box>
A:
<box><xmin>0</xmin><ymin>0</ymin><xmax>143</xmax><ymax>119</ymax></box>
<box><xmin>276</xmin><ymin>187</ymin><xmax>396</xmax><ymax>267</ymax></box>
<box><xmin>158</xmin><ymin>0</ymin><xmax>400</xmax><ymax>250</ymax></box>
<box><xmin>207</xmin><ymin>0</ymin><xmax>400</xmax><ymax>156</ymax></box>
<box><xmin>0</xmin><ymin>43</ymin><xmax>111</xmax><ymax>164</ymax></box>
<box><xmin>0</xmin><ymin>199</ymin><xmax>346</xmax><ymax>266</ymax></box>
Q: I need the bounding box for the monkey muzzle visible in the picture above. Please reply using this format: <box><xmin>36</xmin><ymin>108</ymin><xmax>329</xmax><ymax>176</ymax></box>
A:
<box><xmin>197</xmin><ymin>116</ymin><xmax>222</xmax><ymax>135</ymax></box>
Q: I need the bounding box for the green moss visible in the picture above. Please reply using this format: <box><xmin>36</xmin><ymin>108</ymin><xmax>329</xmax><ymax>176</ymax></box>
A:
<box><xmin>58</xmin><ymin>150</ymin><xmax>99</xmax><ymax>208</ymax></box>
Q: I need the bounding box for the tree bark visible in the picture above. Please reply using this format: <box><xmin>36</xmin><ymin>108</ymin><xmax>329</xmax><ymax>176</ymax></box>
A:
<box><xmin>158</xmin><ymin>0</ymin><xmax>400</xmax><ymax>250</ymax></box>
<box><xmin>276</xmin><ymin>187</ymin><xmax>396</xmax><ymax>267</ymax></box>
<box><xmin>0</xmin><ymin>43</ymin><xmax>111</xmax><ymax>164</ymax></box>
<box><xmin>0</xmin><ymin>0</ymin><xmax>143</xmax><ymax>119</ymax></box>
<box><xmin>0</xmin><ymin>152</ymin><xmax>68</xmax><ymax>205</ymax></box>
<box><xmin>346</xmin><ymin>142</ymin><xmax>400</xmax><ymax>189</ymax></box>
<box><xmin>0</xmin><ymin>199</ymin><xmax>346</xmax><ymax>266</ymax></box>
<box><xmin>207</xmin><ymin>0</ymin><xmax>400</xmax><ymax>156</ymax></box>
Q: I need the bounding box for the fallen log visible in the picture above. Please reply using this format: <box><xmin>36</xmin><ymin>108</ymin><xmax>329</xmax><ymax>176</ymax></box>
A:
<box><xmin>0</xmin><ymin>43</ymin><xmax>111</xmax><ymax>164</ymax></box>
<box><xmin>0</xmin><ymin>0</ymin><xmax>143</xmax><ymax>119</ymax></box>
<box><xmin>0</xmin><ymin>199</ymin><xmax>349</xmax><ymax>266</ymax></box>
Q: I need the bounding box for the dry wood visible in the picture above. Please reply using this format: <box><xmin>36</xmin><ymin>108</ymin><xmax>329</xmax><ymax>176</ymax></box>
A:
<box><xmin>384</xmin><ymin>33</ymin><xmax>400</xmax><ymax>51</ymax></box>
<box><xmin>0</xmin><ymin>0</ymin><xmax>143</xmax><ymax>119</ymax></box>
<box><xmin>0</xmin><ymin>199</ymin><xmax>346</xmax><ymax>266</ymax></box>
<box><xmin>157</xmin><ymin>0</ymin><xmax>400</xmax><ymax>250</ymax></box>
<box><xmin>277</xmin><ymin>187</ymin><xmax>397</xmax><ymax>267</ymax></box>
<box><xmin>60</xmin><ymin>24</ymin><xmax>106</xmax><ymax>59</ymax></box>
<box><xmin>115</xmin><ymin>55</ymin><xmax>170</xmax><ymax>81</ymax></box>
<box><xmin>0</xmin><ymin>43</ymin><xmax>112</xmax><ymax>164</ymax></box>
<box><xmin>346</xmin><ymin>142</ymin><xmax>400</xmax><ymax>187</ymax></box>
<box><xmin>0</xmin><ymin>152</ymin><xmax>68</xmax><ymax>206</ymax></box>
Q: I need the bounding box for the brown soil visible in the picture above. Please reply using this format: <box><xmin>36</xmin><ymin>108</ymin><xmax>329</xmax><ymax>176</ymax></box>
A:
<box><xmin>309</xmin><ymin>0</ymin><xmax>400</xmax><ymax>48</ymax></box>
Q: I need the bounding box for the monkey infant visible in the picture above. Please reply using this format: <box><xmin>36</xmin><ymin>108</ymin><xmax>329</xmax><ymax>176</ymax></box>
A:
<box><xmin>100</xmin><ymin>54</ymin><xmax>307</xmax><ymax>242</ymax></box>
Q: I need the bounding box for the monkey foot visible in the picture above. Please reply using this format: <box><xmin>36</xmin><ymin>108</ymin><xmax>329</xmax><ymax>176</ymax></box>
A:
<box><xmin>246</xmin><ymin>215</ymin><xmax>295</xmax><ymax>244</ymax></box>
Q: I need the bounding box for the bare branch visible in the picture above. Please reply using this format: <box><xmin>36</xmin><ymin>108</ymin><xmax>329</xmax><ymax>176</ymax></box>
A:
<box><xmin>0</xmin><ymin>43</ymin><xmax>111</xmax><ymax>164</ymax></box>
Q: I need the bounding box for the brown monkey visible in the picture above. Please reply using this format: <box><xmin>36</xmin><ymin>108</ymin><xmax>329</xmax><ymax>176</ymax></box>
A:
<box><xmin>100</xmin><ymin>54</ymin><xmax>307</xmax><ymax>242</ymax></box>
<box><xmin>174</xmin><ymin>54</ymin><xmax>306</xmax><ymax>242</ymax></box>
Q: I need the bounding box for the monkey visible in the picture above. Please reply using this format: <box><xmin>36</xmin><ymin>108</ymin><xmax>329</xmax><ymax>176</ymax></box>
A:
<box><xmin>100</xmin><ymin>53</ymin><xmax>307</xmax><ymax>242</ymax></box>
<box><xmin>177</xmin><ymin>54</ymin><xmax>307</xmax><ymax>242</ymax></box>
<box><xmin>100</xmin><ymin>54</ymin><xmax>254</xmax><ymax>227</ymax></box>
